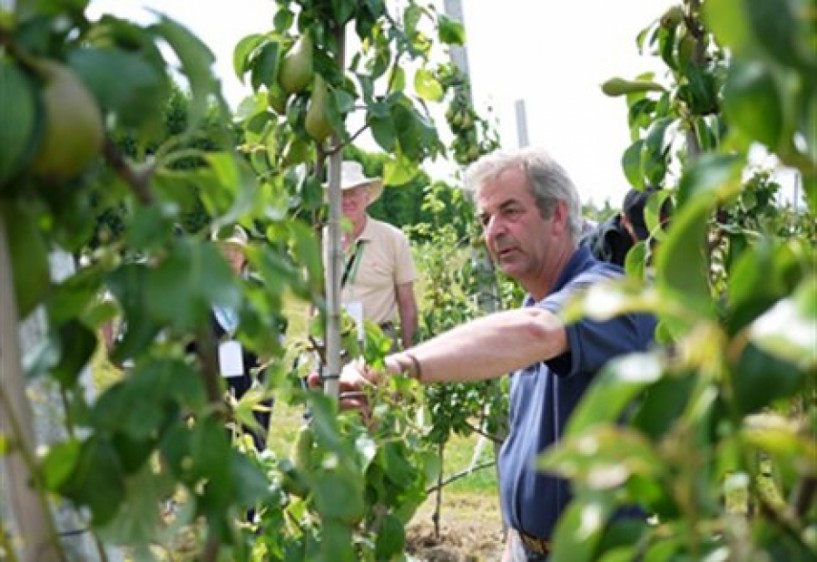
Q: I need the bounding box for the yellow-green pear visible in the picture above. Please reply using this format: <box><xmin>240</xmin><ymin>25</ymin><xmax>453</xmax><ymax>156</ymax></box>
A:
<box><xmin>278</xmin><ymin>35</ymin><xmax>314</xmax><ymax>94</ymax></box>
<box><xmin>305</xmin><ymin>74</ymin><xmax>333</xmax><ymax>142</ymax></box>
<box><xmin>601</xmin><ymin>77</ymin><xmax>666</xmax><ymax>97</ymax></box>
<box><xmin>31</xmin><ymin>60</ymin><xmax>104</xmax><ymax>180</ymax></box>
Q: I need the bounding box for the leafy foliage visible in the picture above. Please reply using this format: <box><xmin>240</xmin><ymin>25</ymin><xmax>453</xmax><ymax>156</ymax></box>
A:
<box><xmin>543</xmin><ymin>1</ymin><xmax>817</xmax><ymax>560</ymax></box>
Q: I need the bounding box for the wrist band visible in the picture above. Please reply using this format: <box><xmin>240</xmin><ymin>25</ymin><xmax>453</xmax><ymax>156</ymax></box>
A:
<box><xmin>403</xmin><ymin>352</ymin><xmax>423</xmax><ymax>382</ymax></box>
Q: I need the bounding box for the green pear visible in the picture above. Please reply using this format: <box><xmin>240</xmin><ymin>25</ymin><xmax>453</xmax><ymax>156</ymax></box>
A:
<box><xmin>267</xmin><ymin>83</ymin><xmax>289</xmax><ymax>115</ymax></box>
<box><xmin>601</xmin><ymin>77</ymin><xmax>666</xmax><ymax>97</ymax></box>
<box><xmin>31</xmin><ymin>60</ymin><xmax>104</xmax><ymax>180</ymax></box>
<box><xmin>278</xmin><ymin>35</ymin><xmax>314</xmax><ymax>94</ymax></box>
<box><xmin>305</xmin><ymin>74</ymin><xmax>333</xmax><ymax>142</ymax></box>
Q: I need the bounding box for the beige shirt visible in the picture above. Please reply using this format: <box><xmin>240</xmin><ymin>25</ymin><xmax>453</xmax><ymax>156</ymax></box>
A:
<box><xmin>340</xmin><ymin>217</ymin><xmax>416</xmax><ymax>325</ymax></box>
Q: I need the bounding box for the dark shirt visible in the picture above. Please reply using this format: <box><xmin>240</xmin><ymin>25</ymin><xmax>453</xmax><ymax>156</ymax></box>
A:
<box><xmin>498</xmin><ymin>245</ymin><xmax>656</xmax><ymax>539</ymax></box>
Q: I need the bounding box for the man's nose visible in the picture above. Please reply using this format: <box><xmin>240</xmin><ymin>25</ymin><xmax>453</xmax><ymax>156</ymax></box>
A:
<box><xmin>483</xmin><ymin>215</ymin><xmax>506</xmax><ymax>240</ymax></box>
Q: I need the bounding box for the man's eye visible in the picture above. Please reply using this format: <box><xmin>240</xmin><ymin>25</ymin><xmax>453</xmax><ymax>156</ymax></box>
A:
<box><xmin>478</xmin><ymin>215</ymin><xmax>490</xmax><ymax>227</ymax></box>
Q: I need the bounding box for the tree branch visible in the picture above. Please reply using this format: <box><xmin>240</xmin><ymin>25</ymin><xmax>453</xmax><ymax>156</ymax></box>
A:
<box><xmin>425</xmin><ymin>459</ymin><xmax>496</xmax><ymax>495</ymax></box>
<box><xmin>102</xmin><ymin>138</ymin><xmax>155</xmax><ymax>205</ymax></box>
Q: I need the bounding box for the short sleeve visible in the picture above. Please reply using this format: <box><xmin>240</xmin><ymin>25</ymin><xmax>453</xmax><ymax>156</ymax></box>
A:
<box><xmin>393</xmin><ymin>230</ymin><xmax>417</xmax><ymax>285</ymax></box>
<box><xmin>535</xmin><ymin>271</ymin><xmax>656</xmax><ymax>378</ymax></box>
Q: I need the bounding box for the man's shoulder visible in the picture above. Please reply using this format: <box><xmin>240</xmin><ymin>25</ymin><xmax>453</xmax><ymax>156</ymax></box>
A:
<box><xmin>367</xmin><ymin>217</ymin><xmax>410</xmax><ymax>240</ymax></box>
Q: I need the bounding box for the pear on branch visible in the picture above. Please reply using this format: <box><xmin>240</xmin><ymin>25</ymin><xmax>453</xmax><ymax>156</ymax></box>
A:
<box><xmin>278</xmin><ymin>34</ymin><xmax>314</xmax><ymax>95</ymax></box>
<box><xmin>30</xmin><ymin>60</ymin><xmax>104</xmax><ymax>180</ymax></box>
<box><xmin>305</xmin><ymin>74</ymin><xmax>333</xmax><ymax>142</ymax></box>
<box><xmin>601</xmin><ymin>77</ymin><xmax>666</xmax><ymax>97</ymax></box>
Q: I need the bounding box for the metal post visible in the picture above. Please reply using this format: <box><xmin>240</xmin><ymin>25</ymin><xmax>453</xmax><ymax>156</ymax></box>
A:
<box><xmin>515</xmin><ymin>99</ymin><xmax>529</xmax><ymax>148</ymax></box>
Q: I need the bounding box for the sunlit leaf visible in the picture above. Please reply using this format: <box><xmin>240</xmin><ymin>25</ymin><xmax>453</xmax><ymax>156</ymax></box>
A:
<box><xmin>748</xmin><ymin>276</ymin><xmax>817</xmax><ymax>369</ymax></box>
<box><xmin>384</xmin><ymin>153</ymin><xmax>419</xmax><ymax>186</ymax></box>
<box><xmin>539</xmin><ymin>425</ymin><xmax>664</xmax><ymax>490</ymax></box>
<box><xmin>414</xmin><ymin>68</ymin><xmax>444</xmax><ymax>102</ymax></box>
<box><xmin>41</xmin><ymin>440</ymin><xmax>81</xmax><ymax>491</ymax></box>
<box><xmin>551</xmin><ymin>496</ymin><xmax>615</xmax><ymax>562</ymax></box>
<box><xmin>566</xmin><ymin>353</ymin><xmax>664</xmax><ymax>436</ymax></box>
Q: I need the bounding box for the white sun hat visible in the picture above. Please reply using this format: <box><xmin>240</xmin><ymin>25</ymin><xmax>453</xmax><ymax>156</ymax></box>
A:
<box><xmin>332</xmin><ymin>160</ymin><xmax>384</xmax><ymax>205</ymax></box>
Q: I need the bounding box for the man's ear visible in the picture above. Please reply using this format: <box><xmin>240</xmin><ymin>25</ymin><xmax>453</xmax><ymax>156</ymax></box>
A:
<box><xmin>551</xmin><ymin>200</ymin><xmax>569</xmax><ymax>234</ymax></box>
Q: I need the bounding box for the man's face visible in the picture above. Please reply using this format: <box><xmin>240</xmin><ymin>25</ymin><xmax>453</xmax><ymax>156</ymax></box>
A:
<box><xmin>476</xmin><ymin>166</ymin><xmax>554</xmax><ymax>283</ymax></box>
<box><xmin>341</xmin><ymin>185</ymin><xmax>369</xmax><ymax>224</ymax></box>
<box><xmin>218</xmin><ymin>243</ymin><xmax>246</xmax><ymax>275</ymax></box>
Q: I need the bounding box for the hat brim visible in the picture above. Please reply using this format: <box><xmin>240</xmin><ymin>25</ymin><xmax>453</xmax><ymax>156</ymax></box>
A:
<box><xmin>334</xmin><ymin>178</ymin><xmax>384</xmax><ymax>206</ymax></box>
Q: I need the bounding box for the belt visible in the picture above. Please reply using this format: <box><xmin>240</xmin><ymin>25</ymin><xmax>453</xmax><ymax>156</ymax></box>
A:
<box><xmin>518</xmin><ymin>531</ymin><xmax>551</xmax><ymax>556</ymax></box>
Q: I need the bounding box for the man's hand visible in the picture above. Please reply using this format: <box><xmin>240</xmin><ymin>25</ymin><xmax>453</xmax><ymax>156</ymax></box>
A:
<box><xmin>306</xmin><ymin>359</ymin><xmax>380</xmax><ymax>411</ymax></box>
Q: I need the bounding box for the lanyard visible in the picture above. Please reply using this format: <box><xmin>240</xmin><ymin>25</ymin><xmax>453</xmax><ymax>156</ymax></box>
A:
<box><xmin>341</xmin><ymin>240</ymin><xmax>365</xmax><ymax>288</ymax></box>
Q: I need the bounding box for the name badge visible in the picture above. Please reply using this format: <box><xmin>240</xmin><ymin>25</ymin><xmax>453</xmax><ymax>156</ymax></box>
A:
<box><xmin>218</xmin><ymin>340</ymin><xmax>245</xmax><ymax>378</ymax></box>
<box><xmin>343</xmin><ymin>300</ymin><xmax>364</xmax><ymax>341</ymax></box>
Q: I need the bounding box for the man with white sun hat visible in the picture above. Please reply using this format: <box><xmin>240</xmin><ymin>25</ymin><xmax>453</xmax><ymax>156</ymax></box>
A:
<box><xmin>328</xmin><ymin>160</ymin><xmax>418</xmax><ymax>349</ymax></box>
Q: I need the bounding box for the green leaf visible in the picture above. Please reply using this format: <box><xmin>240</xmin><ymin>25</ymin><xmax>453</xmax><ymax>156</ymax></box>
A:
<box><xmin>312</xmin><ymin>467</ymin><xmax>364</xmax><ymax>524</ymax></box>
<box><xmin>331</xmin><ymin>0</ymin><xmax>355</xmax><ymax>24</ymax></box>
<box><xmin>0</xmin><ymin>59</ymin><xmax>39</xmax><ymax>187</ymax></box>
<box><xmin>383</xmin><ymin>154</ymin><xmax>419</xmax><ymax>186</ymax></box>
<box><xmin>233</xmin><ymin>33</ymin><xmax>265</xmax><ymax>80</ymax></box>
<box><xmin>748</xmin><ymin>276</ymin><xmax>817</xmax><ymax>370</ymax></box>
<box><xmin>52</xmin><ymin>320</ymin><xmax>97</xmax><ymax>387</ymax></box>
<box><xmin>745</xmin><ymin>0</ymin><xmax>805</xmax><ymax>69</ymax></box>
<box><xmin>655</xmin><ymin>195</ymin><xmax>712</xmax><ymax>307</ymax></box>
<box><xmin>69</xmin><ymin>47</ymin><xmax>167</xmax><ymax>131</ymax></box>
<box><xmin>321</xmin><ymin>520</ymin><xmax>356</xmax><ymax>562</ymax></box>
<box><xmin>145</xmin><ymin>239</ymin><xmax>239</xmax><ymax>332</ymax></box>
<box><xmin>621</xmin><ymin>140</ymin><xmax>645</xmax><ymax>189</ymax></box>
<box><xmin>41</xmin><ymin>439</ymin><xmax>81</xmax><ymax>491</ymax></box>
<box><xmin>369</xmin><ymin>114</ymin><xmax>396</xmax><ymax>152</ymax></box>
<box><xmin>437</xmin><ymin>14</ymin><xmax>465</xmax><ymax>45</ymax></box>
<box><xmin>566</xmin><ymin>353</ymin><xmax>664</xmax><ymax>436</ymax></box>
<box><xmin>675</xmin><ymin>153</ymin><xmax>743</xmax><ymax>210</ymax></box>
<box><xmin>732</xmin><ymin>343</ymin><xmax>806</xmax><ymax>415</ymax></box>
<box><xmin>151</xmin><ymin>15</ymin><xmax>220</xmax><ymax>129</ymax></box>
<box><xmin>704</xmin><ymin>0</ymin><xmax>752</xmax><ymax>55</ymax></box>
<box><xmin>231</xmin><ymin>452</ymin><xmax>273</xmax><ymax>506</ymax></box>
<box><xmin>0</xmin><ymin>201</ymin><xmax>51</xmax><ymax>318</ymax></box>
<box><xmin>203</xmin><ymin>152</ymin><xmax>259</xmax><ymax>225</ymax></box>
<box><xmin>192</xmin><ymin>416</ymin><xmax>234</xmax><ymax>512</ymax></box>
<box><xmin>375</xmin><ymin>513</ymin><xmax>406</xmax><ymax>559</ymax></box>
<box><xmin>539</xmin><ymin>425</ymin><xmax>665</xmax><ymax>490</ymax></box>
<box><xmin>106</xmin><ymin>264</ymin><xmax>163</xmax><ymax>364</ymax></box>
<box><xmin>250</xmin><ymin>40</ymin><xmax>281</xmax><ymax>91</ymax></box>
<box><xmin>273</xmin><ymin>7</ymin><xmax>293</xmax><ymax>33</ymax></box>
<box><xmin>723</xmin><ymin>60</ymin><xmax>783</xmax><ymax>149</ymax></box>
<box><xmin>413</xmin><ymin>67</ymin><xmax>444</xmax><ymax>102</ymax></box>
<box><xmin>631</xmin><ymin>371</ymin><xmax>696</xmax><ymax>441</ymax></box>
<box><xmin>550</xmin><ymin>496</ymin><xmax>615</xmax><ymax>562</ymax></box>
<box><xmin>96</xmin><ymin>461</ymin><xmax>171</xmax><ymax>546</ymax></box>
<box><xmin>61</xmin><ymin>436</ymin><xmax>125</xmax><ymax>525</ymax></box>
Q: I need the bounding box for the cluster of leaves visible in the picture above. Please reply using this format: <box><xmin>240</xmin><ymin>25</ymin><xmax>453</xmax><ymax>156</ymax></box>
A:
<box><xmin>538</xmin><ymin>1</ymin><xmax>816</xmax><ymax>560</ymax></box>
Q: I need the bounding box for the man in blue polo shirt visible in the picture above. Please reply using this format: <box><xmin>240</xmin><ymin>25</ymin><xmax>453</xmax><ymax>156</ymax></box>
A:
<box><xmin>321</xmin><ymin>147</ymin><xmax>656</xmax><ymax>561</ymax></box>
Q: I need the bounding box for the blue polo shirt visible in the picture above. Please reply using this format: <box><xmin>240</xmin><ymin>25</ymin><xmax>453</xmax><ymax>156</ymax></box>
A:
<box><xmin>498</xmin><ymin>245</ymin><xmax>656</xmax><ymax>540</ymax></box>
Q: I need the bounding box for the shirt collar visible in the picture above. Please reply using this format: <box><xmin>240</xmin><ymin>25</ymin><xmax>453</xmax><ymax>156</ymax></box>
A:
<box><xmin>523</xmin><ymin>245</ymin><xmax>595</xmax><ymax>307</ymax></box>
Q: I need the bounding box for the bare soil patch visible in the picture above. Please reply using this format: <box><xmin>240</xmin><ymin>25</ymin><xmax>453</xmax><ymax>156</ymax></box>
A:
<box><xmin>405</xmin><ymin>491</ymin><xmax>505</xmax><ymax>561</ymax></box>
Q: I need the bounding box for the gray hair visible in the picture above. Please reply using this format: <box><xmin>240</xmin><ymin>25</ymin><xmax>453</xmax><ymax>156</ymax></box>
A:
<box><xmin>463</xmin><ymin>148</ymin><xmax>583</xmax><ymax>241</ymax></box>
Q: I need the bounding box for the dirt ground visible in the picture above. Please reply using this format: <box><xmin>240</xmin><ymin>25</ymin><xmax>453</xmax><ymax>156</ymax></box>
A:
<box><xmin>405</xmin><ymin>491</ymin><xmax>505</xmax><ymax>562</ymax></box>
